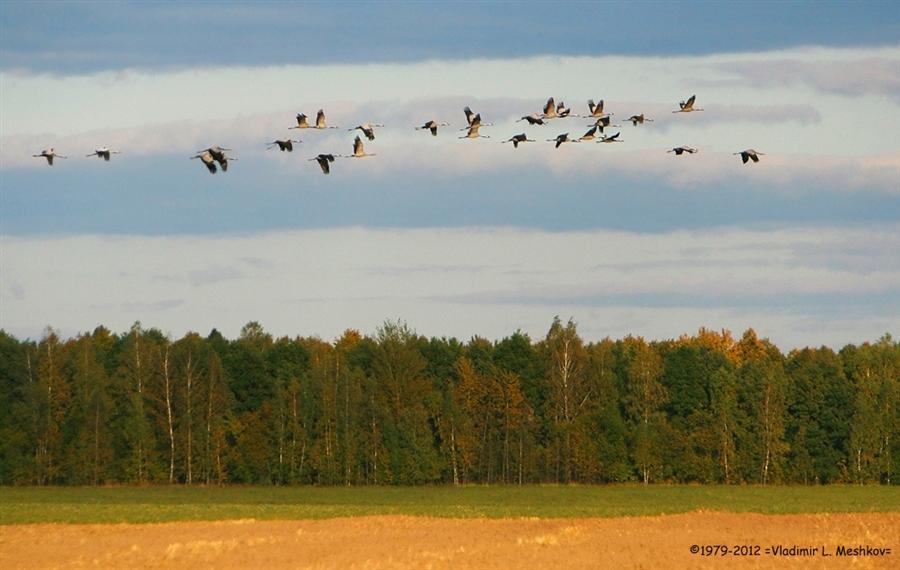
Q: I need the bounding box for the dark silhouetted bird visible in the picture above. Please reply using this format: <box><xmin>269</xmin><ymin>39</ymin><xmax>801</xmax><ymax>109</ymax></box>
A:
<box><xmin>86</xmin><ymin>148</ymin><xmax>120</xmax><ymax>161</ymax></box>
<box><xmin>548</xmin><ymin>133</ymin><xmax>577</xmax><ymax>148</ymax></box>
<box><xmin>309</xmin><ymin>153</ymin><xmax>336</xmax><ymax>174</ymax></box>
<box><xmin>627</xmin><ymin>114</ymin><xmax>654</xmax><ymax>126</ymax></box>
<box><xmin>734</xmin><ymin>149</ymin><xmax>764</xmax><ymax>163</ymax></box>
<box><xmin>416</xmin><ymin>120</ymin><xmax>450</xmax><ymax>136</ymax></box>
<box><xmin>267</xmin><ymin>139</ymin><xmax>301</xmax><ymax>152</ymax></box>
<box><xmin>503</xmin><ymin>133</ymin><xmax>535</xmax><ymax>148</ymax></box>
<box><xmin>668</xmin><ymin>146</ymin><xmax>698</xmax><ymax>156</ymax></box>
<box><xmin>517</xmin><ymin>114</ymin><xmax>547</xmax><ymax>125</ymax></box>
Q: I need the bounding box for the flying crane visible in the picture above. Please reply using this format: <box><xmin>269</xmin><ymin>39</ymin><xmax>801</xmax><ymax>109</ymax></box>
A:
<box><xmin>734</xmin><ymin>149</ymin><xmax>765</xmax><ymax>163</ymax></box>
<box><xmin>673</xmin><ymin>94</ymin><xmax>703</xmax><ymax>113</ymax></box>
<box><xmin>309</xmin><ymin>153</ymin><xmax>336</xmax><ymax>174</ymax></box>
<box><xmin>503</xmin><ymin>133</ymin><xmax>535</xmax><ymax>148</ymax></box>
<box><xmin>86</xmin><ymin>148</ymin><xmax>121</xmax><ymax>161</ymax></box>
<box><xmin>33</xmin><ymin>148</ymin><xmax>67</xmax><ymax>166</ymax></box>
<box><xmin>267</xmin><ymin>140</ymin><xmax>301</xmax><ymax>152</ymax></box>
<box><xmin>416</xmin><ymin>120</ymin><xmax>451</xmax><ymax>136</ymax></box>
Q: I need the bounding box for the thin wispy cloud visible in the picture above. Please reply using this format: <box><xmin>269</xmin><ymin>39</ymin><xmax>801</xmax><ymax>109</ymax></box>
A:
<box><xmin>707</xmin><ymin>57</ymin><xmax>900</xmax><ymax>102</ymax></box>
<box><xmin>4</xmin><ymin>48</ymin><xmax>897</xmax><ymax>183</ymax></box>
<box><xmin>3</xmin><ymin>225</ymin><xmax>897</xmax><ymax>348</ymax></box>
<box><xmin>2</xmin><ymin>145</ymin><xmax>897</xmax><ymax>237</ymax></box>
<box><xmin>4</xmin><ymin>2</ymin><xmax>898</xmax><ymax>73</ymax></box>
<box><xmin>3</xmin><ymin>98</ymin><xmax>898</xmax><ymax>205</ymax></box>
<box><xmin>0</xmin><ymin>99</ymin><xmax>827</xmax><ymax>169</ymax></box>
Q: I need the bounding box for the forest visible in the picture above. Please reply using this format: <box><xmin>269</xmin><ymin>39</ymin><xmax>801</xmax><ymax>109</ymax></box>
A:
<box><xmin>0</xmin><ymin>319</ymin><xmax>896</xmax><ymax>486</ymax></box>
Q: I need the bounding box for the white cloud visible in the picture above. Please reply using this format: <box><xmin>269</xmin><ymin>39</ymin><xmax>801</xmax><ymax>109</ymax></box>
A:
<box><xmin>707</xmin><ymin>57</ymin><xmax>900</xmax><ymax>101</ymax></box>
<box><xmin>3</xmin><ymin>45</ymin><xmax>898</xmax><ymax>167</ymax></box>
<box><xmin>4</xmin><ymin>104</ymin><xmax>896</xmax><ymax>195</ymax></box>
<box><xmin>2</xmin><ymin>225</ymin><xmax>897</xmax><ymax>349</ymax></box>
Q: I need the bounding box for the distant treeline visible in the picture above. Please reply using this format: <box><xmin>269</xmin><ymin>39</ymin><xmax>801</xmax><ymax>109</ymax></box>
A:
<box><xmin>0</xmin><ymin>320</ymin><xmax>896</xmax><ymax>486</ymax></box>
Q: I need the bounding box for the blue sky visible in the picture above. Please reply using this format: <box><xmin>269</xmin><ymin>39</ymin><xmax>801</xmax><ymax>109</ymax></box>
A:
<box><xmin>2</xmin><ymin>1</ymin><xmax>899</xmax><ymax>72</ymax></box>
<box><xmin>1</xmin><ymin>1</ymin><xmax>898</xmax><ymax>347</ymax></box>
<box><xmin>3</xmin><ymin>160</ymin><xmax>898</xmax><ymax>234</ymax></box>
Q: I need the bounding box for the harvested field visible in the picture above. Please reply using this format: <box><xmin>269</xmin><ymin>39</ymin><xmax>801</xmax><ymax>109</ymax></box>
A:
<box><xmin>1</xmin><ymin>512</ymin><xmax>898</xmax><ymax>569</ymax></box>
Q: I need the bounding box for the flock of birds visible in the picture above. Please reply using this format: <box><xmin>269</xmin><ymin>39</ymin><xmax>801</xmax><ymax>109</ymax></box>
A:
<box><xmin>31</xmin><ymin>95</ymin><xmax>766</xmax><ymax>175</ymax></box>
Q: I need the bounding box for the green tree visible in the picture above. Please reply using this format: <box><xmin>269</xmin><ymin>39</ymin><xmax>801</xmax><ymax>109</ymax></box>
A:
<box><xmin>622</xmin><ymin>336</ymin><xmax>667</xmax><ymax>484</ymax></box>
<box><xmin>201</xmin><ymin>349</ymin><xmax>230</xmax><ymax>483</ymax></box>
<box><xmin>307</xmin><ymin>337</ymin><xmax>340</xmax><ymax>484</ymax></box>
<box><xmin>267</xmin><ymin>336</ymin><xmax>309</xmax><ymax>484</ymax></box>
<box><xmin>1</xmin><ymin>322</ymin><xmax>894</xmax><ymax>487</ymax></box>
<box><xmin>493</xmin><ymin>331</ymin><xmax>545</xmax><ymax>483</ymax></box>
<box><xmin>709</xmin><ymin>366</ymin><xmax>741</xmax><ymax>482</ymax></box>
<box><xmin>63</xmin><ymin>332</ymin><xmax>114</xmax><ymax>484</ymax></box>
<box><xmin>579</xmin><ymin>339</ymin><xmax>630</xmax><ymax>482</ymax></box>
<box><xmin>785</xmin><ymin>347</ymin><xmax>851</xmax><ymax>483</ymax></box>
<box><xmin>735</xmin><ymin>329</ymin><xmax>789</xmax><ymax>484</ymax></box>
<box><xmin>0</xmin><ymin>331</ymin><xmax>35</xmax><ymax>484</ymax></box>
<box><xmin>34</xmin><ymin>329</ymin><xmax>70</xmax><ymax>484</ymax></box>
<box><xmin>114</xmin><ymin>322</ymin><xmax>162</xmax><ymax>483</ymax></box>
<box><xmin>541</xmin><ymin>317</ymin><xmax>589</xmax><ymax>483</ymax></box>
<box><xmin>846</xmin><ymin>335</ymin><xmax>899</xmax><ymax>483</ymax></box>
<box><xmin>371</xmin><ymin>320</ymin><xmax>439</xmax><ymax>484</ymax></box>
<box><xmin>226</xmin><ymin>321</ymin><xmax>274</xmax><ymax>413</ymax></box>
<box><xmin>172</xmin><ymin>332</ymin><xmax>208</xmax><ymax>484</ymax></box>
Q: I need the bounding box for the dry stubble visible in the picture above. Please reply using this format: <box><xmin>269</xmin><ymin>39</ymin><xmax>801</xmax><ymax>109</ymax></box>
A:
<box><xmin>1</xmin><ymin>512</ymin><xmax>898</xmax><ymax>569</ymax></box>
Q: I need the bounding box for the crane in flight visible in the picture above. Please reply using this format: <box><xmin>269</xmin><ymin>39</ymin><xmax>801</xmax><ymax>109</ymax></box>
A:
<box><xmin>199</xmin><ymin>146</ymin><xmax>237</xmax><ymax>172</ymax></box>
<box><xmin>460</xmin><ymin>123</ymin><xmax>490</xmax><ymax>139</ymax></box>
<box><xmin>33</xmin><ymin>148</ymin><xmax>67</xmax><ymax>166</ymax></box>
<box><xmin>349</xmin><ymin>123</ymin><xmax>384</xmax><ymax>141</ymax></box>
<box><xmin>315</xmin><ymin>109</ymin><xmax>339</xmax><ymax>129</ymax></box>
<box><xmin>548</xmin><ymin>133</ymin><xmax>578</xmax><ymax>148</ymax></box>
<box><xmin>309</xmin><ymin>153</ymin><xmax>336</xmax><ymax>174</ymax></box>
<box><xmin>668</xmin><ymin>146</ymin><xmax>698</xmax><ymax>156</ymax></box>
<box><xmin>627</xmin><ymin>114</ymin><xmax>654</xmax><ymax>126</ymax></box>
<box><xmin>589</xmin><ymin>115</ymin><xmax>620</xmax><ymax>133</ymax></box>
<box><xmin>577</xmin><ymin>126</ymin><xmax>599</xmax><ymax>141</ymax></box>
<box><xmin>345</xmin><ymin>136</ymin><xmax>376</xmax><ymax>157</ymax></box>
<box><xmin>503</xmin><ymin>133</ymin><xmax>535</xmax><ymax>148</ymax></box>
<box><xmin>290</xmin><ymin>114</ymin><xmax>311</xmax><ymax>129</ymax></box>
<box><xmin>598</xmin><ymin>132</ymin><xmax>624</xmax><ymax>143</ymax></box>
<box><xmin>734</xmin><ymin>149</ymin><xmax>765</xmax><ymax>163</ymax></box>
<box><xmin>416</xmin><ymin>120</ymin><xmax>450</xmax><ymax>136</ymax></box>
<box><xmin>86</xmin><ymin>148</ymin><xmax>121</xmax><ymax>161</ymax></box>
<box><xmin>464</xmin><ymin>106</ymin><xmax>476</xmax><ymax>126</ymax></box>
<box><xmin>541</xmin><ymin>97</ymin><xmax>558</xmax><ymax>119</ymax></box>
<box><xmin>267</xmin><ymin>139</ymin><xmax>301</xmax><ymax>152</ymax></box>
<box><xmin>583</xmin><ymin>99</ymin><xmax>610</xmax><ymax>118</ymax></box>
<box><xmin>517</xmin><ymin>114</ymin><xmax>547</xmax><ymax>125</ymax></box>
<box><xmin>462</xmin><ymin>108</ymin><xmax>493</xmax><ymax>130</ymax></box>
<box><xmin>191</xmin><ymin>151</ymin><xmax>218</xmax><ymax>174</ymax></box>
<box><xmin>673</xmin><ymin>94</ymin><xmax>703</xmax><ymax>113</ymax></box>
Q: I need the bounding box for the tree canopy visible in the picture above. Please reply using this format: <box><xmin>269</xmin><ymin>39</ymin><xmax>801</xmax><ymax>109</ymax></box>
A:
<box><xmin>0</xmin><ymin>323</ymin><xmax>896</xmax><ymax>486</ymax></box>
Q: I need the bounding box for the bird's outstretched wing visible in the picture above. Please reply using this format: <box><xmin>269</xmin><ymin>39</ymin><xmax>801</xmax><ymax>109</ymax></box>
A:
<box><xmin>543</xmin><ymin>97</ymin><xmax>555</xmax><ymax>115</ymax></box>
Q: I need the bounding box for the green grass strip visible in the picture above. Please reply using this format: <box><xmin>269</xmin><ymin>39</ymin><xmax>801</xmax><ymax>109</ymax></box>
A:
<box><xmin>2</xmin><ymin>485</ymin><xmax>898</xmax><ymax>524</ymax></box>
